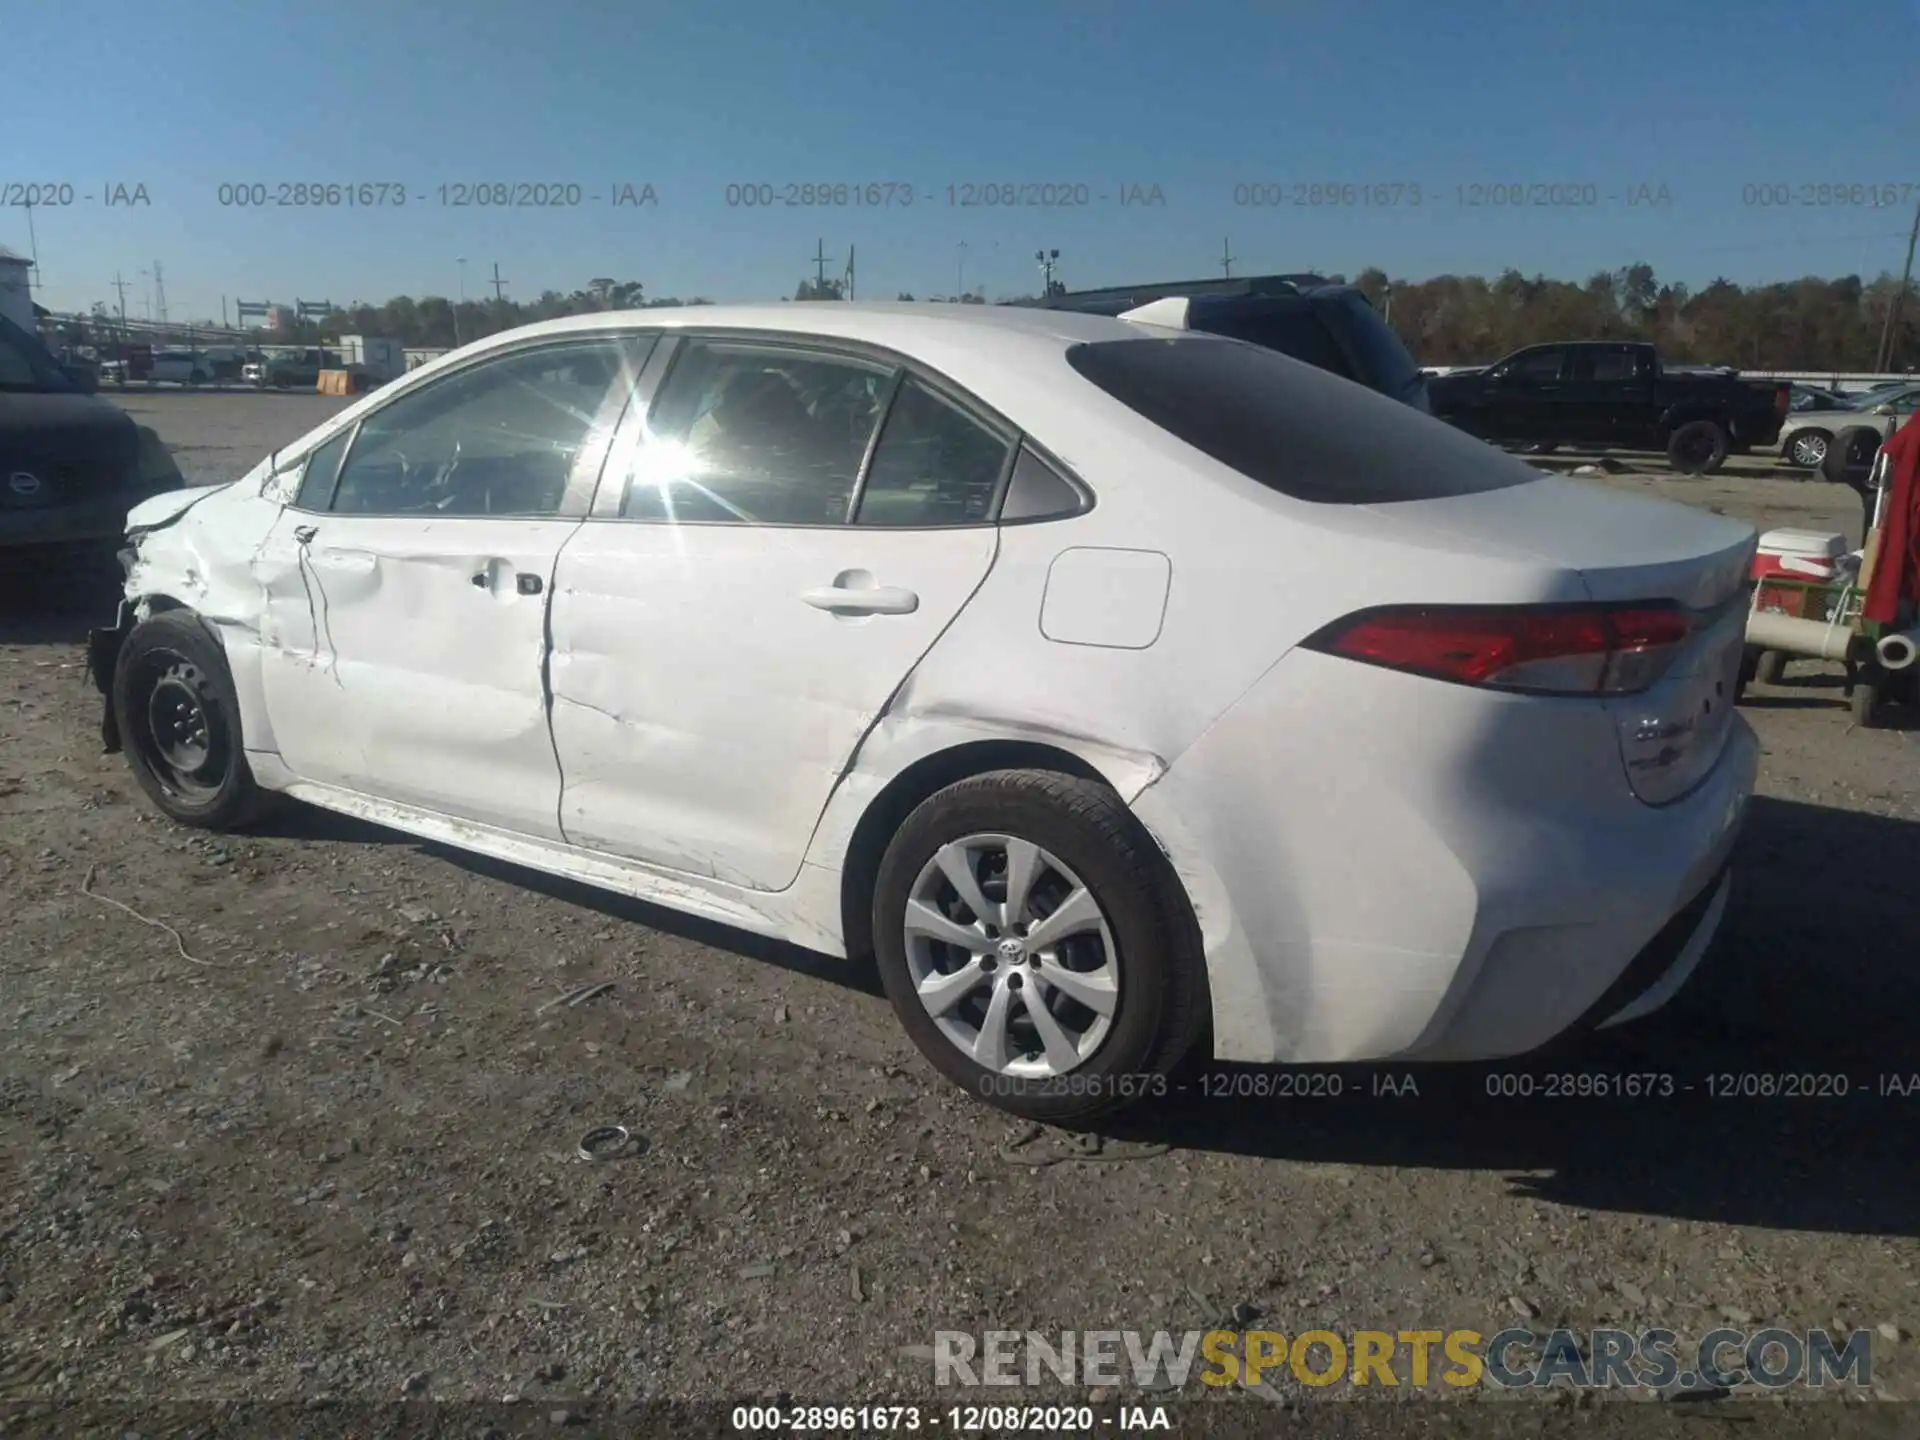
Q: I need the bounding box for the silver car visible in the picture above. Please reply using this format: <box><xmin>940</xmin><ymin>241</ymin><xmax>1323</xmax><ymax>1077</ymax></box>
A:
<box><xmin>1778</xmin><ymin>384</ymin><xmax>1918</xmax><ymax>467</ymax></box>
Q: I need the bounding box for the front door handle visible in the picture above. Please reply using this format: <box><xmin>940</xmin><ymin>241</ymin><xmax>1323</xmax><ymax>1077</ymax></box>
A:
<box><xmin>800</xmin><ymin>583</ymin><xmax>919</xmax><ymax>615</ymax></box>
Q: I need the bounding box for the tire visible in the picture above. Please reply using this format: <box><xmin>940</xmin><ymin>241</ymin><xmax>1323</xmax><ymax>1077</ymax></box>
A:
<box><xmin>1785</xmin><ymin>431</ymin><xmax>1830</xmax><ymax>469</ymax></box>
<box><xmin>189</xmin><ymin>370</ymin><xmax>206</xmax><ymax>386</ymax></box>
<box><xmin>1822</xmin><ymin>425</ymin><xmax>1885</xmax><ymax>485</ymax></box>
<box><xmin>1753</xmin><ymin>650</ymin><xmax>1788</xmax><ymax>686</ymax></box>
<box><xmin>113</xmin><ymin>611</ymin><xmax>268</xmax><ymax>830</ymax></box>
<box><xmin>273</xmin><ymin>374</ymin><xmax>291</xmax><ymax>390</ymax></box>
<box><xmin>871</xmin><ymin>769</ymin><xmax>1205</xmax><ymax>1125</ymax></box>
<box><xmin>1666</xmin><ymin>419</ymin><xmax>1729</xmax><ymax>475</ymax></box>
<box><xmin>1850</xmin><ymin>674</ymin><xmax>1884</xmax><ymax>728</ymax></box>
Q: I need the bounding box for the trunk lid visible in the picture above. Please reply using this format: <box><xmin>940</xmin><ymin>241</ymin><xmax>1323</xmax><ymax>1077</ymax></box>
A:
<box><xmin>1364</xmin><ymin>476</ymin><xmax>1757</xmax><ymax>805</ymax></box>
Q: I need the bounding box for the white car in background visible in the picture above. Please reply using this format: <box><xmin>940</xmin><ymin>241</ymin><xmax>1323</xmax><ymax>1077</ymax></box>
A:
<box><xmin>91</xmin><ymin>304</ymin><xmax>1759</xmax><ymax>1121</ymax></box>
<box><xmin>145</xmin><ymin>350</ymin><xmax>210</xmax><ymax>386</ymax></box>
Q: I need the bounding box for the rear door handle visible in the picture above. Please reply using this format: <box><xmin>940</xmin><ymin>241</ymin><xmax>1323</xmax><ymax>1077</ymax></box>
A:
<box><xmin>800</xmin><ymin>584</ymin><xmax>919</xmax><ymax>615</ymax></box>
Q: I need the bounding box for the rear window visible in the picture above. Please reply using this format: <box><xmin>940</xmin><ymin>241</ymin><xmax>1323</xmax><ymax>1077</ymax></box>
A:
<box><xmin>1064</xmin><ymin>336</ymin><xmax>1532</xmax><ymax>504</ymax></box>
<box><xmin>1323</xmin><ymin>291</ymin><xmax>1427</xmax><ymax>408</ymax></box>
<box><xmin>1190</xmin><ymin>303</ymin><xmax>1355</xmax><ymax>380</ymax></box>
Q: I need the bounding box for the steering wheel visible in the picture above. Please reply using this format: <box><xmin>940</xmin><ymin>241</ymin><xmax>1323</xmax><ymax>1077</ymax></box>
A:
<box><xmin>415</xmin><ymin>439</ymin><xmax>466</xmax><ymax>511</ymax></box>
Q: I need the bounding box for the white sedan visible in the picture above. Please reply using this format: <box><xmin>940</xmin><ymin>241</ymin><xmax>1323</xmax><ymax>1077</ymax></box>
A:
<box><xmin>92</xmin><ymin>303</ymin><xmax>1759</xmax><ymax>1121</ymax></box>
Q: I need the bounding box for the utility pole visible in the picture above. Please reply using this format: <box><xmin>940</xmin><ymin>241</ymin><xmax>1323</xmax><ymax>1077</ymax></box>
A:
<box><xmin>152</xmin><ymin>262</ymin><xmax>167</xmax><ymax>328</ymax></box>
<box><xmin>844</xmin><ymin>245</ymin><xmax>855</xmax><ymax>301</ymax></box>
<box><xmin>489</xmin><ymin>262</ymin><xmax>508</xmax><ymax>302</ymax></box>
<box><xmin>112</xmin><ymin>273</ymin><xmax>129</xmax><ymax>328</ymax></box>
<box><xmin>1219</xmin><ymin>236</ymin><xmax>1235</xmax><ymax>278</ymax></box>
<box><xmin>19</xmin><ymin>199</ymin><xmax>40</xmax><ymax>292</ymax></box>
<box><xmin>1876</xmin><ymin>194</ymin><xmax>1920</xmax><ymax>373</ymax></box>
<box><xmin>1036</xmin><ymin>248</ymin><xmax>1060</xmax><ymax>294</ymax></box>
<box><xmin>811</xmin><ymin>238</ymin><xmax>831</xmax><ymax>294</ymax></box>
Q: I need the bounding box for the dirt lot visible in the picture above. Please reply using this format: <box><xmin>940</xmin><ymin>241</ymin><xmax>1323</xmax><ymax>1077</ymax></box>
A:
<box><xmin>2</xmin><ymin>392</ymin><xmax>1918</xmax><ymax>1429</ymax></box>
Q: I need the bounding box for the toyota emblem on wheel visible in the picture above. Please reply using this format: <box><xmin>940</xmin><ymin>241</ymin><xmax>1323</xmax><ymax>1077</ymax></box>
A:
<box><xmin>7</xmin><ymin>471</ymin><xmax>41</xmax><ymax>496</ymax></box>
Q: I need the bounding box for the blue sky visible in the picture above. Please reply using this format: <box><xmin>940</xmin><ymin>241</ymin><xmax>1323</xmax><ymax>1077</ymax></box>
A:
<box><xmin>10</xmin><ymin>0</ymin><xmax>1918</xmax><ymax>322</ymax></box>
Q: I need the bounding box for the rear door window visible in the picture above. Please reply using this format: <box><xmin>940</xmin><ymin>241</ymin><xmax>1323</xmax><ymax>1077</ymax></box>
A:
<box><xmin>851</xmin><ymin>377</ymin><xmax>1014</xmax><ymax>527</ymax></box>
<box><xmin>1066</xmin><ymin>336</ymin><xmax>1533</xmax><ymax>504</ymax></box>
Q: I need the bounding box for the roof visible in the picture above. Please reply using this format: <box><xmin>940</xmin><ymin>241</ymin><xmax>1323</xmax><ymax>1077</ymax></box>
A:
<box><xmin>1037</xmin><ymin>275</ymin><xmax>1336</xmax><ymax>309</ymax></box>
<box><xmin>406</xmin><ymin>302</ymin><xmax>1230</xmax><ymax>446</ymax></box>
<box><xmin>480</xmin><ymin>300</ymin><xmax>1177</xmax><ymax>349</ymax></box>
<box><xmin>0</xmin><ymin>245</ymin><xmax>33</xmax><ymax>267</ymax></box>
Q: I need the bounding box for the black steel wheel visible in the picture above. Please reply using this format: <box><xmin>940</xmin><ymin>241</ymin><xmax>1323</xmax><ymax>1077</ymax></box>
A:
<box><xmin>113</xmin><ymin>611</ymin><xmax>267</xmax><ymax>829</ymax></box>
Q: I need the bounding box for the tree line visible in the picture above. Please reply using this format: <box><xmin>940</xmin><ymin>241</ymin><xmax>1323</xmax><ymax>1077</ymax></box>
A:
<box><xmin>1341</xmin><ymin>264</ymin><xmax>1917</xmax><ymax>372</ymax></box>
<box><xmin>262</xmin><ymin>263</ymin><xmax>1918</xmax><ymax>371</ymax></box>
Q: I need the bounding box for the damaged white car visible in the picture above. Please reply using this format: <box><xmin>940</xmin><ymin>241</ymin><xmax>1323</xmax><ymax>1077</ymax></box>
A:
<box><xmin>90</xmin><ymin>303</ymin><xmax>1759</xmax><ymax>1121</ymax></box>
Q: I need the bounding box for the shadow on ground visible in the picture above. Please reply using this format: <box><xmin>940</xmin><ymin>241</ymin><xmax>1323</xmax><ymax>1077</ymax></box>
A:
<box><xmin>260</xmin><ymin>786</ymin><xmax>1920</xmax><ymax>1234</ymax></box>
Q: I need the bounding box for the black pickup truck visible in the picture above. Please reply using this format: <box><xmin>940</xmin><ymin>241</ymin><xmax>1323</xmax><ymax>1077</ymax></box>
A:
<box><xmin>1426</xmin><ymin>341</ymin><xmax>1790</xmax><ymax>474</ymax></box>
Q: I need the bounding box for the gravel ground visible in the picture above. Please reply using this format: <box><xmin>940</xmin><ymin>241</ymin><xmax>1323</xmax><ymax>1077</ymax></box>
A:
<box><xmin>2</xmin><ymin>393</ymin><xmax>1918</xmax><ymax>1431</ymax></box>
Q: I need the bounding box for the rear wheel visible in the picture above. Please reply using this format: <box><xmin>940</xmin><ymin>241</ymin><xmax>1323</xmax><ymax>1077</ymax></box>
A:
<box><xmin>1850</xmin><ymin>672</ymin><xmax>1885</xmax><ymax>728</ymax></box>
<box><xmin>113</xmin><ymin>611</ymin><xmax>267</xmax><ymax>830</ymax></box>
<box><xmin>871</xmin><ymin>770</ymin><xmax>1204</xmax><ymax>1124</ymax></box>
<box><xmin>1667</xmin><ymin>419</ymin><xmax>1730</xmax><ymax>475</ymax></box>
<box><xmin>1754</xmin><ymin>650</ymin><xmax>1788</xmax><ymax>686</ymax></box>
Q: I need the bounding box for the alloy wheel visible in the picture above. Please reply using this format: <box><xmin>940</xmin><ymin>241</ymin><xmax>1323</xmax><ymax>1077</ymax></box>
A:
<box><xmin>902</xmin><ymin>833</ymin><xmax>1119</xmax><ymax>1078</ymax></box>
<box><xmin>1790</xmin><ymin>434</ymin><xmax>1828</xmax><ymax>467</ymax></box>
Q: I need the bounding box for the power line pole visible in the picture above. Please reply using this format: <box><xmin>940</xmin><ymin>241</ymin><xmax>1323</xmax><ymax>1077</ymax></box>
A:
<box><xmin>489</xmin><ymin>262</ymin><xmax>509</xmax><ymax>302</ymax></box>
<box><xmin>19</xmin><ymin>199</ymin><xmax>40</xmax><ymax>292</ymax></box>
<box><xmin>1876</xmin><ymin>194</ymin><xmax>1920</xmax><ymax>372</ymax></box>
<box><xmin>812</xmin><ymin>238</ymin><xmax>831</xmax><ymax>294</ymax></box>
<box><xmin>152</xmin><ymin>262</ymin><xmax>168</xmax><ymax>328</ymax></box>
<box><xmin>1220</xmin><ymin>236</ymin><xmax>1235</xmax><ymax>278</ymax></box>
<box><xmin>112</xmin><ymin>273</ymin><xmax>129</xmax><ymax>328</ymax></box>
<box><xmin>844</xmin><ymin>245</ymin><xmax>855</xmax><ymax>301</ymax></box>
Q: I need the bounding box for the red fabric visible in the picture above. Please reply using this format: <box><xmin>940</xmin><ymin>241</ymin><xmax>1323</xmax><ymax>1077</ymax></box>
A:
<box><xmin>1864</xmin><ymin>411</ymin><xmax>1920</xmax><ymax>625</ymax></box>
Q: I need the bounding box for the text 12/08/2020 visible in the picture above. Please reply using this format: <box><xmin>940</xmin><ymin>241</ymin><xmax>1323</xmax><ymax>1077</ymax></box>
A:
<box><xmin>212</xmin><ymin>183</ymin><xmax>658</xmax><ymax>208</ymax></box>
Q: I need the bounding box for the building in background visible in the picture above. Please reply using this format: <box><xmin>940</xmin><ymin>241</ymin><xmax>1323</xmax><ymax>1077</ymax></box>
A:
<box><xmin>265</xmin><ymin>305</ymin><xmax>297</xmax><ymax>331</ymax></box>
<box><xmin>0</xmin><ymin>247</ymin><xmax>35</xmax><ymax>334</ymax></box>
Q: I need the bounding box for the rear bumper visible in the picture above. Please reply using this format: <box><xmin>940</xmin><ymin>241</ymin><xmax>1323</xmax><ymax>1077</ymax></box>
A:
<box><xmin>0</xmin><ymin>481</ymin><xmax>182</xmax><ymax>549</ymax></box>
<box><xmin>1130</xmin><ymin>649</ymin><xmax>1759</xmax><ymax>1065</ymax></box>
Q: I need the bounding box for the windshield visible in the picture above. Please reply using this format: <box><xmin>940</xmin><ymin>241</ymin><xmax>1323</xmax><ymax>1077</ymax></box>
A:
<box><xmin>0</xmin><ymin>313</ymin><xmax>78</xmax><ymax>393</ymax></box>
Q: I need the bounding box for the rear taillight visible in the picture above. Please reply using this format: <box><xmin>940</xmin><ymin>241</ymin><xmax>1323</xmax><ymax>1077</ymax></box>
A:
<box><xmin>1303</xmin><ymin>603</ymin><xmax>1694</xmax><ymax>696</ymax></box>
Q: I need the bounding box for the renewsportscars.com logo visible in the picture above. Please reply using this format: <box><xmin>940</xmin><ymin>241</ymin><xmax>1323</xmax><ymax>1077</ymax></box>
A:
<box><xmin>932</xmin><ymin>1327</ymin><xmax>1874</xmax><ymax>1391</ymax></box>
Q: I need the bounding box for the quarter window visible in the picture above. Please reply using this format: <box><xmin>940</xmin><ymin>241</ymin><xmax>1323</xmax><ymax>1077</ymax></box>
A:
<box><xmin>327</xmin><ymin>337</ymin><xmax>646</xmax><ymax>517</ymax></box>
<box><xmin>999</xmin><ymin>446</ymin><xmax>1088</xmax><ymax>522</ymax></box>
<box><xmin>623</xmin><ymin>342</ymin><xmax>891</xmax><ymax>524</ymax></box>
<box><xmin>853</xmin><ymin>377</ymin><xmax>1013</xmax><ymax>527</ymax></box>
<box><xmin>293</xmin><ymin>429</ymin><xmax>351</xmax><ymax>510</ymax></box>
